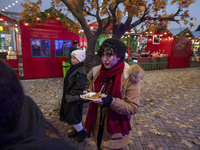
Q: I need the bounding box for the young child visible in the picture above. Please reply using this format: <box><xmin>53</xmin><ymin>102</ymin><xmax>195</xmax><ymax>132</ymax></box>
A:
<box><xmin>59</xmin><ymin>49</ymin><xmax>87</xmax><ymax>142</ymax></box>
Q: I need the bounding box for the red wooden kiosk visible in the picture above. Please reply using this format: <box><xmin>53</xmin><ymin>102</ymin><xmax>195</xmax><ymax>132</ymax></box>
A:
<box><xmin>142</xmin><ymin>28</ymin><xmax>193</xmax><ymax>69</ymax></box>
<box><xmin>168</xmin><ymin>28</ymin><xmax>193</xmax><ymax>68</ymax></box>
<box><xmin>19</xmin><ymin>9</ymin><xmax>79</xmax><ymax>79</ymax></box>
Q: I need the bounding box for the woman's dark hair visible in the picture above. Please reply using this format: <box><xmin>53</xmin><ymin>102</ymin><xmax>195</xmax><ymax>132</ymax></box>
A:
<box><xmin>0</xmin><ymin>60</ymin><xmax>24</xmax><ymax>133</ymax></box>
<box><xmin>97</xmin><ymin>38</ymin><xmax>127</xmax><ymax>60</ymax></box>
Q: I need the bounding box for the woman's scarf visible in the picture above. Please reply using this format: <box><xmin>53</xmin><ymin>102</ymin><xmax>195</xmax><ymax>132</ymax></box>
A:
<box><xmin>85</xmin><ymin>61</ymin><xmax>132</xmax><ymax>138</ymax></box>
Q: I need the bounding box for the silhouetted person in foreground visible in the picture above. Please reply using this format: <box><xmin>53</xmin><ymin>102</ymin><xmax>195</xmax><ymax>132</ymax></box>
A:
<box><xmin>0</xmin><ymin>59</ymin><xmax>77</xmax><ymax>150</ymax></box>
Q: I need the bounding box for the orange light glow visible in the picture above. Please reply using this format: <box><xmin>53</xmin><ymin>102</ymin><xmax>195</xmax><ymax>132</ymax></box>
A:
<box><xmin>0</xmin><ymin>18</ymin><xmax>4</xmax><ymax>21</ymax></box>
<box><xmin>24</xmin><ymin>22</ymin><xmax>29</xmax><ymax>26</ymax></box>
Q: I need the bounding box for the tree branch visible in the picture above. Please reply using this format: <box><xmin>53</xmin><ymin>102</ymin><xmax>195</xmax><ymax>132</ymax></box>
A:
<box><xmin>83</xmin><ymin>9</ymin><xmax>96</xmax><ymax>17</ymax></box>
<box><xmin>61</xmin><ymin>0</ymin><xmax>91</xmax><ymax>37</ymax></box>
<box><xmin>173</xmin><ymin>8</ymin><xmax>182</xmax><ymax>17</ymax></box>
<box><xmin>109</xmin><ymin>0</ymin><xmax>124</xmax><ymax>25</ymax></box>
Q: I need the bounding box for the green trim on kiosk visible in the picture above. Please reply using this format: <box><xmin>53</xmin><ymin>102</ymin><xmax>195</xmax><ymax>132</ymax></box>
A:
<box><xmin>12</xmin><ymin>68</ymin><xmax>19</xmax><ymax>71</ymax></box>
<box><xmin>129</xmin><ymin>62</ymin><xmax>168</xmax><ymax>70</ymax></box>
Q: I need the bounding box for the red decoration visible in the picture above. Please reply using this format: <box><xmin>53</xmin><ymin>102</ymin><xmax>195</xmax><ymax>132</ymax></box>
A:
<box><xmin>24</xmin><ymin>22</ymin><xmax>29</xmax><ymax>26</ymax></box>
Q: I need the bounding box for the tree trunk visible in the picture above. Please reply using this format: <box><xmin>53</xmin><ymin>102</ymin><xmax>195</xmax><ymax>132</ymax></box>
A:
<box><xmin>84</xmin><ymin>36</ymin><xmax>97</xmax><ymax>72</ymax></box>
<box><xmin>112</xmin><ymin>24</ymin><xmax>127</xmax><ymax>40</ymax></box>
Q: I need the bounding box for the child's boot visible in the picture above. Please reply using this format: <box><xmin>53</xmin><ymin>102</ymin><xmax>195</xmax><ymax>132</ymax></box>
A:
<box><xmin>76</xmin><ymin>129</ymin><xmax>87</xmax><ymax>142</ymax></box>
<box><xmin>68</xmin><ymin>129</ymin><xmax>78</xmax><ymax>138</ymax></box>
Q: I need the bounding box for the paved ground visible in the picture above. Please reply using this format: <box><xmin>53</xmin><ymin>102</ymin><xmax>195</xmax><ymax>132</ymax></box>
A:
<box><xmin>20</xmin><ymin>67</ymin><xmax>200</xmax><ymax>150</ymax></box>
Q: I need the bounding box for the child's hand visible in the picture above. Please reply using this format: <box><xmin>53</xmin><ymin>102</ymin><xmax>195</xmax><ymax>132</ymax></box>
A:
<box><xmin>83</xmin><ymin>90</ymin><xmax>88</xmax><ymax>94</ymax></box>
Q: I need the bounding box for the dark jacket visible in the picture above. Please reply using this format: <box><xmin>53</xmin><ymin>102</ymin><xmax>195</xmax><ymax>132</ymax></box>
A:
<box><xmin>59</xmin><ymin>63</ymin><xmax>86</xmax><ymax>125</ymax></box>
<box><xmin>1</xmin><ymin>96</ymin><xmax>77</xmax><ymax>150</ymax></box>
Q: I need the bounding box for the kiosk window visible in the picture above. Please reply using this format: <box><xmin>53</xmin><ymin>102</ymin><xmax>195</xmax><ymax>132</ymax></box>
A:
<box><xmin>31</xmin><ymin>39</ymin><xmax>51</xmax><ymax>57</ymax></box>
<box><xmin>55</xmin><ymin>40</ymin><xmax>72</xmax><ymax>57</ymax></box>
<box><xmin>153</xmin><ymin>35</ymin><xmax>160</xmax><ymax>44</ymax></box>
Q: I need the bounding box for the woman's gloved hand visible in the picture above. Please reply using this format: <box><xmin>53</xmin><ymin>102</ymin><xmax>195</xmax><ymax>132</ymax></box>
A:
<box><xmin>102</xmin><ymin>95</ymin><xmax>113</xmax><ymax>107</ymax></box>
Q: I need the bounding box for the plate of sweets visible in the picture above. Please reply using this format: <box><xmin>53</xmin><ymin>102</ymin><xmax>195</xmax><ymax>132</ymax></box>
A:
<box><xmin>80</xmin><ymin>92</ymin><xmax>102</xmax><ymax>101</ymax></box>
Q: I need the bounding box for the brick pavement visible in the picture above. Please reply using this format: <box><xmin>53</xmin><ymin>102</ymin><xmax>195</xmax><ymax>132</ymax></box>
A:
<box><xmin>20</xmin><ymin>67</ymin><xmax>200</xmax><ymax>150</ymax></box>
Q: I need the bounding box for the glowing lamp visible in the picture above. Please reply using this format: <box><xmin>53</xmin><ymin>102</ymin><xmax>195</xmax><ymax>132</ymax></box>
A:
<box><xmin>0</xmin><ymin>26</ymin><xmax>3</xmax><ymax>31</ymax></box>
<box><xmin>24</xmin><ymin>22</ymin><xmax>29</xmax><ymax>26</ymax></box>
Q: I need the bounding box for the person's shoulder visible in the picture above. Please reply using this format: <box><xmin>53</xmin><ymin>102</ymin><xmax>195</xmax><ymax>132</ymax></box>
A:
<box><xmin>123</xmin><ymin>62</ymin><xmax>144</xmax><ymax>83</ymax></box>
<box><xmin>92</xmin><ymin>65</ymin><xmax>101</xmax><ymax>75</ymax></box>
<box><xmin>23</xmin><ymin>95</ymin><xmax>38</xmax><ymax>108</ymax></box>
<box><xmin>76</xmin><ymin>65</ymin><xmax>86</xmax><ymax>75</ymax></box>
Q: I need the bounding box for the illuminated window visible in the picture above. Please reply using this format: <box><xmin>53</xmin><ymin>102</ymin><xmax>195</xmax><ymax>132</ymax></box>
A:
<box><xmin>31</xmin><ymin>39</ymin><xmax>51</xmax><ymax>57</ymax></box>
<box><xmin>55</xmin><ymin>40</ymin><xmax>72</xmax><ymax>57</ymax></box>
<box><xmin>153</xmin><ymin>35</ymin><xmax>160</xmax><ymax>44</ymax></box>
